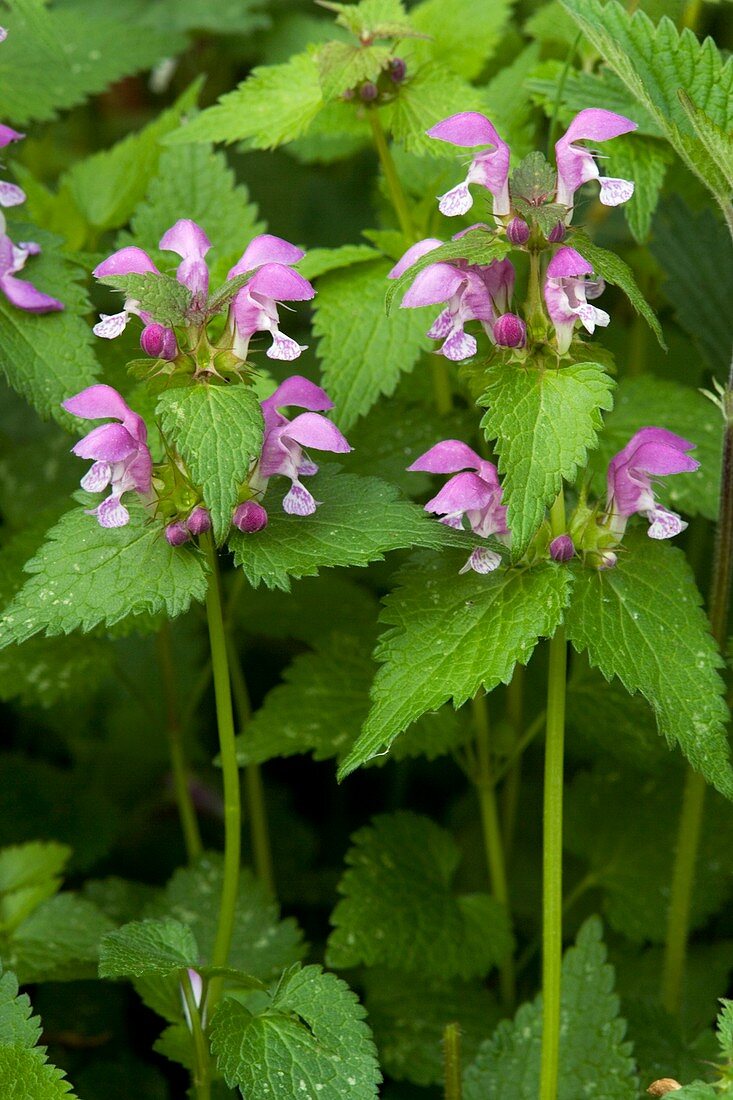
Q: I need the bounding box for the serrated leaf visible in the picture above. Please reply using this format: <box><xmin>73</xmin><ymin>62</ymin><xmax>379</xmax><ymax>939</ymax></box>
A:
<box><xmin>559</xmin><ymin>0</ymin><xmax>733</xmax><ymax>205</ymax></box>
<box><xmin>0</xmin><ymin>501</ymin><xmax>209</xmax><ymax>643</ymax></box>
<box><xmin>229</xmin><ymin>467</ymin><xmax>457</xmax><ymax>591</ymax></box>
<box><xmin>158</xmin><ymin>384</ymin><xmax>264</xmax><ymax>543</ymax></box>
<box><xmin>480</xmin><ymin>361</ymin><xmax>615</xmax><ymax>560</ymax></box>
<box><xmin>588</xmin><ymin>377</ymin><xmax>722</xmax><ymax>522</ymax></box>
<box><xmin>313</xmin><ymin>259</ymin><xmax>431</xmax><ymax>428</ymax></box>
<box><xmin>98</xmin><ymin>272</ymin><xmax>191</xmax><ymax>327</ymax></box>
<box><xmin>565</xmin><ymin>532</ymin><xmax>733</xmax><ymax>798</ymax></box>
<box><xmin>340</xmin><ymin>555</ymin><xmax>571</xmax><ymax>777</ymax></box>
<box><xmin>679</xmin><ymin>91</ymin><xmax>733</xmax><ymax>194</ymax></box>
<box><xmin>605</xmin><ymin>135</ymin><xmax>671</xmax><ymax>243</ymax></box>
<box><xmin>386</xmin><ymin>62</ymin><xmax>484</xmax><ymax>155</ymax></box>
<box><xmin>408</xmin><ymin>0</ymin><xmax>513</xmax><ymax>79</ymax></box>
<box><xmin>327</xmin><ymin>812</ymin><xmax>512</xmax><ymax>978</ymax></box>
<box><xmin>99</xmin><ymin>918</ymin><xmax>198</xmax><ymax>979</ymax></box>
<box><xmin>386</xmin><ymin>230</ymin><xmax>510</xmax><ymax>310</ymax></box>
<box><xmin>316</xmin><ymin>41</ymin><xmax>392</xmax><ymax>100</ymax></box>
<box><xmin>9</xmin><ymin>893</ymin><xmax>114</xmax><ymax>983</ymax></box>
<box><xmin>322</xmin><ymin>0</ymin><xmax>413</xmax><ymax>38</ymax></box>
<box><xmin>210</xmin><ymin>964</ymin><xmax>381</xmax><ymax>1100</ymax></box>
<box><xmin>463</xmin><ymin>918</ymin><xmax>638</xmax><ymax>1099</ymax></box>
<box><xmin>571</xmin><ymin>232</ymin><xmax>666</xmax><ymax>348</ymax></box>
<box><xmin>0</xmin><ymin>842</ymin><xmax>69</xmax><ymax>898</ymax></box>
<box><xmin>0</xmin><ymin>974</ymin><xmax>80</xmax><ymax>1099</ymax></box>
<box><xmin>166</xmin><ymin>53</ymin><xmax>324</xmax><ymax>148</ymax></box>
<box><xmin>0</xmin><ymin>225</ymin><xmax>99</xmax><ymax>425</ymax></box>
<box><xmin>142</xmin><ymin>0</ymin><xmax>269</xmax><ymax>35</ymax></box>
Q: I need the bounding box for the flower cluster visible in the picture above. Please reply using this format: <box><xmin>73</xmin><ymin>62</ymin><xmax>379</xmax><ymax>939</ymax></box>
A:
<box><xmin>0</xmin><ymin>31</ymin><xmax>63</xmax><ymax>314</ymax></box>
<box><xmin>93</xmin><ymin>222</ymin><xmax>315</xmax><ymax>365</ymax></box>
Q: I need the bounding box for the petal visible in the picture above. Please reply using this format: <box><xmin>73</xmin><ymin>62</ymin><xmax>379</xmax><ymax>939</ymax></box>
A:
<box><xmin>229</xmin><ymin>234</ymin><xmax>305</xmax><ymax>277</ymax></box>
<box><xmin>440</xmin><ymin>328</ymin><xmax>476</xmax><ymax>360</ymax></box>
<box><xmin>63</xmin><ymin>383</ymin><xmax>135</xmax><ymax>424</ymax></box>
<box><xmin>407</xmin><ymin>439</ymin><xmax>484</xmax><ymax>474</ymax></box>
<box><xmin>427</xmin><ymin>112</ymin><xmax>504</xmax><ymax>149</ymax></box>
<box><xmin>0</xmin><ymin>180</ymin><xmax>26</xmax><ymax>207</ymax></box>
<box><xmin>619</xmin><ymin>427</ymin><xmax>699</xmax><ymax>476</ymax></box>
<box><xmin>72</xmin><ymin>423</ymin><xmax>137</xmax><ymax>462</ymax></box>
<box><xmin>80</xmin><ymin>460</ymin><xmax>112</xmax><ymax>492</ymax></box>
<box><xmin>401</xmin><ymin>263</ymin><xmax>464</xmax><ymax>308</ymax></box>
<box><xmin>96</xmin><ymin>496</ymin><xmax>130</xmax><ymax>528</ymax></box>
<box><xmin>427</xmin><ymin>307</ymin><xmax>454</xmax><ymax>339</ymax></box>
<box><xmin>576</xmin><ymin>303</ymin><xmax>610</xmax><ymax>333</ymax></box>
<box><xmin>263</xmin><ymin>376</ymin><xmax>333</xmax><ymax>415</ymax></box>
<box><xmin>92</xmin><ymin>311</ymin><xmax>130</xmax><ymax>339</ymax></box>
<box><xmin>267</xmin><ymin>332</ymin><xmax>306</xmax><ymax>361</ymax></box>
<box><xmin>438</xmin><ymin>182</ymin><xmax>474</xmax><ymax>218</ymax></box>
<box><xmin>388</xmin><ymin>238</ymin><xmax>443</xmax><ymax>279</ymax></box>
<box><xmin>0</xmin><ymin>274</ymin><xmax>63</xmax><ymax>312</ymax></box>
<box><xmin>93</xmin><ymin>246</ymin><xmax>159</xmax><ymax>278</ymax></box>
<box><xmin>285</xmin><ymin>412</ymin><xmax>351</xmax><ymax>454</ymax></box>
<box><xmin>646</xmin><ymin>505</ymin><xmax>687</xmax><ymax>540</ymax></box>
<box><xmin>249</xmin><ymin>263</ymin><xmax>315</xmax><ymax>302</ymax></box>
<box><xmin>598</xmin><ymin>176</ymin><xmax>635</xmax><ymax>206</ymax></box>
<box><xmin>546</xmin><ymin>247</ymin><xmax>593</xmax><ymax>279</ymax></box>
<box><xmin>282</xmin><ymin>482</ymin><xmax>318</xmax><ymax>516</ymax></box>
<box><xmin>561</xmin><ymin>108</ymin><xmax>637</xmax><ymax>145</ymax></box>
<box><xmin>458</xmin><ymin>546</ymin><xmax>502</xmax><ymax>574</ymax></box>
<box><xmin>426</xmin><ymin>471</ymin><xmax>494</xmax><ymax>515</ymax></box>
<box><xmin>0</xmin><ymin>124</ymin><xmax>24</xmax><ymax>147</ymax></box>
<box><xmin>159</xmin><ymin>218</ymin><xmax>211</xmax><ymax>262</ymax></box>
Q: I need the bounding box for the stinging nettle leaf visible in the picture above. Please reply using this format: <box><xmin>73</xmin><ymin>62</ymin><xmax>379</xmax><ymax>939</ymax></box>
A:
<box><xmin>565</xmin><ymin>532</ymin><xmax>733</xmax><ymax>799</ymax></box>
<box><xmin>0</xmin><ymin>968</ymin><xmax>79</xmax><ymax>1099</ymax></box>
<box><xmin>339</xmin><ymin>554</ymin><xmax>572</xmax><ymax>778</ymax></box>
<box><xmin>98</xmin><ymin>918</ymin><xmax>198</xmax><ymax>979</ymax></box>
<box><xmin>8</xmin><ymin>892</ymin><xmax>115</xmax><ymax>984</ymax></box>
<box><xmin>157</xmin><ymin>383</ymin><xmax>264</xmax><ymax>544</ymax></box>
<box><xmin>98</xmin><ymin>272</ymin><xmax>192</xmax><ymax>328</ymax></box>
<box><xmin>327</xmin><ymin>812</ymin><xmax>512</xmax><ymax>979</ymax></box>
<box><xmin>480</xmin><ymin>361</ymin><xmax>615</xmax><ymax>560</ymax></box>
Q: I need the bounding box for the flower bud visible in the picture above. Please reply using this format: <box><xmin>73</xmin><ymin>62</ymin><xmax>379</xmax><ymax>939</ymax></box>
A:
<box><xmin>140</xmin><ymin>322</ymin><xmax>177</xmax><ymax>360</ymax></box>
<box><xmin>549</xmin><ymin>534</ymin><xmax>574</xmax><ymax>562</ymax></box>
<box><xmin>647</xmin><ymin>1082</ymin><xmax>682</xmax><ymax>1097</ymax></box>
<box><xmin>388</xmin><ymin>58</ymin><xmax>407</xmax><ymax>83</ymax></box>
<box><xmin>598</xmin><ymin>549</ymin><xmax>618</xmax><ymax>570</ymax></box>
<box><xmin>548</xmin><ymin>222</ymin><xmax>566</xmax><ymax>243</ymax></box>
<box><xmin>165</xmin><ymin>521</ymin><xmax>191</xmax><ymax>547</ymax></box>
<box><xmin>233</xmin><ymin>500</ymin><xmax>268</xmax><ymax>533</ymax></box>
<box><xmin>359</xmin><ymin>81</ymin><xmax>379</xmax><ymax>102</ymax></box>
<box><xmin>493</xmin><ymin>313</ymin><xmax>526</xmax><ymax>348</ymax></box>
<box><xmin>186</xmin><ymin>506</ymin><xmax>211</xmax><ymax>536</ymax></box>
<box><xmin>506</xmin><ymin>217</ymin><xmax>530</xmax><ymax>245</ymax></box>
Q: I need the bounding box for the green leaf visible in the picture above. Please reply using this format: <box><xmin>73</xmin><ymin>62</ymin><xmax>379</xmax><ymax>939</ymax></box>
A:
<box><xmin>339</xmin><ymin>556</ymin><xmax>572</xmax><ymax>777</ymax></box>
<box><xmin>480</xmin><ymin>361</ymin><xmax>615</xmax><ymax>560</ymax></box>
<box><xmin>565</xmin><ymin>532</ymin><xmax>733</xmax><ymax>798</ymax></box>
<box><xmin>386</xmin><ymin>230</ymin><xmax>510</xmax><ymax>311</ymax></box>
<box><xmin>327</xmin><ymin>812</ymin><xmax>512</xmax><ymax>978</ymax></box>
<box><xmin>717</xmin><ymin>1000</ymin><xmax>733</xmax><ymax>1060</ymax></box>
<box><xmin>0</xmin><ymin>842</ymin><xmax>69</xmax><ymax>933</ymax></box>
<box><xmin>98</xmin><ymin>272</ymin><xmax>192</xmax><ymax>327</ymax></box>
<box><xmin>0</xmin><ymin>225</ymin><xmax>100</xmax><ymax>425</ymax></box>
<box><xmin>364</xmin><ymin>970</ymin><xmax>500</xmax><ymax>1087</ymax></box>
<box><xmin>570</xmin><ymin>232</ymin><xmax>666</xmax><ymax>349</ymax></box>
<box><xmin>558</xmin><ymin>0</ymin><xmax>733</xmax><ymax>205</ymax></box>
<box><xmin>322</xmin><ymin>0</ymin><xmax>413</xmax><ymax>38</ymax></box>
<box><xmin>408</xmin><ymin>0</ymin><xmax>513</xmax><ymax>79</ymax></box>
<box><xmin>158</xmin><ymin>384</ymin><xmax>264</xmax><ymax>543</ymax></box>
<box><xmin>679</xmin><ymin>91</ymin><xmax>733</xmax><ymax>194</ymax></box>
<box><xmin>229</xmin><ymin>467</ymin><xmax>457</xmax><ymax>591</ymax></box>
<box><xmin>297</xmin><ymin>244</ymin><xmax>379</xmax><ymax>280</ymax></box>
<box><xmin>0</xmin><ymin>502</ymin><xmax>209</xmax><ymax>643</ymax></box>
<box><xmin>588</xmin><ymin>377</ymin><xmax>722</xmax><ymax>522</ymax></box>
<box><xmin>142</xmin><ymin>0</ymin><xmax>269</xmax><ymax>35</ymax></box>
<box><xmin>651</xmin><ymin>197</ymin><xmax>733</xmax><ymax>377</ymax></box>
<box><xmin>99</xmin><ymin>918</ymin><xmax>198</xmax><ymax>979</ymax></box>
<box><xmin>0</xmin><ymin>969</ymin><xmax>78</xmax><ymax>1099</ymax></box>
<box><xmin>463</xmin><ymin>918</ymin><xmax>638</xmax><ymax>1099</ymax></box>
<box><xmin>605</xmin><ymin>135</ymin><xmax>671</xmax><ymax>243</ymax></box>
<box><xmin>149</xmin><ymin>855</ymin><xmax>304</xmax><ymax>980</ymax></box>
<box><xmin>316</xmin><ymin>41</ymin><xmax>392</xmax><ymax>100</ymax></box>
<box><xmin>673</xmin><ymin>1085</ymin><xmax>717</xmax><ymax>1099</ymax></box>
<box><xmin>527</xmin><ymin>61</ymin><xmax>661</xmax><ymax>139</ymax></box>
<box><xmin>313</xmin><ymin>259</ymin><xmax>432</xmax><ymax>428</ymax></box>
<box><xmin>166</xmin><ymin>53</ymin><xmax>324</xmax><ymax>148</ymax></box>
<box><xmin>210</xmin><ymin>964</ymin><xmax>381</xmax><ymax>1100</ymax></box>
<box><xmin>386</xmin><ymin>63</ymin><xmax>483</xmax><ymax>155</ymax></box>
<box><xmin>9</xmin><ymin>893</ymin><xmax>115</xmax><ymax>983</ymax></box>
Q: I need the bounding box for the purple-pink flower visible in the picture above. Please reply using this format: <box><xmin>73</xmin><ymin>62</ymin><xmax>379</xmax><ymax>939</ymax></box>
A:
<box><xmin>389</xmin><ymin>239</ymin><xmax>515</xmax><ymax>361</ymax></box>
<box><xmin>0</xmin><ymin>124</ymin><xmax>26</xmax><ymax>209</ymax></box>
<box><xmin>248</xmin><ymin>375</ymin><xmax>351</xmax><ymax>517</ymax></box>
<box><xmin>93</xmin><ymin>244</ymin><xmax>162</xmax><ymax>339</ymax></box>
<box><xmin>426</xmin><ymin>113</ymin><xmax>511</xmax><ymax>219</ymax></box>
<box><xmin>0</xmin><ymin>230</ymin><xmax>63</xmax><ymax>313</ymax></box>
<box><xmin>544</xmin><ymin>246</ymin><xmax>609</xmax><ymax>354</ymax></box>
<box><xmin>408</xmin><ymin>439</ymin><xmax>509</xmax><ymax>574</ymax></box>
<box><xmin>226</xmin><ymin>234</ymin><xmax>315</xmax><ymax>362</ymax></box>
<box><xmin>62</xmin><ymin>384</ymin><xmax>152</xmax><ymax>528</ymax></box>
<box><xmin>605</xmin><ymin>427</ymin><xmax>698</xmax><ymax>540</ymax></box>
<box><xmin>555</xmin><ymin>109</ymin><xmax>637</xmax><ymax>217</ymax></box>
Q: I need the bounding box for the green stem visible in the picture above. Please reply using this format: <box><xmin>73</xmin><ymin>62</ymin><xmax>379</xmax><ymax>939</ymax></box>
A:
<box><xmin>157</xmin><ymin>624</ymin><xmax>204</xmax><ymax>865</ymax></box>
<box><xmin>540</xmin><ymin>493</ymin><xmax>568</xmax><ymax>1100</ymax></box>
<box><xmin>681</xmin><ymin>0</ymin><xmax>703</xmax><ymax>31</ymax></box>
<box><xmin>182</xmin><ymin>971</ymin><xmax>212</xmax><ymax>1100</ymax></box>
<box><xmin>472</xmin><ymin>693</ymin><xmax>515</xmax><ymax>1010</ymax></box>
<box><xmin>227</xmin><ymin>636</ymin><xmax>276</xmax><ymax>896</ymax></box>
<box><xmin>661</xmin><ymin>361</ymin><xmax>733</xmax><ymax>1014</ymax></box>
<box><xmin>501</xmin><ymin>669</ymin><xmax>524</xmax><ymax>860</ymax></box>
<box><xmin>443</xmin><ymin>1022</ymin><xmax>462</xmax><ymax>1100</ymax></box>
<box><xmin>202</xmin><ymin>533</ymin><xmax>241</xmax><ymax>1008</ymax></box>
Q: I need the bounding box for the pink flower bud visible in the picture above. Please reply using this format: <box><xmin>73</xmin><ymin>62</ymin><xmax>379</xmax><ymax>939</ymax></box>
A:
<box><xmin>165</xmin><ymin>521</ymin><xmax>191</xmax><ymax>546</ymax></box>
<box><xmin>186</xmin><ymin>506</ymin><xmax>211</xmax><ymax>536</ymax></box>
<box><xmin>506</xmin><ymin>217</ymin><xmax>530</xmax><ymax>245</ymax></box>
<box><xmin>359</xmin><ymin>82</ymin><xmax>379</xmax><ymax>102</ymax></box>
<box><xmin>598</xmin><ymin>549</ymin><xmax>618</xmax><ymax>570</ymax></box>
<box><xmin>548</xmin><ymin>222</ymin><xmax>566</xmax><ymax>243</ymax></box>
<box><xmin>233</xmin><ymin>501</ymin><xmax>268</xmax><ymax>533</ymax></box>
<box><xmin>493</xmin><ymin>313</ymin><xmax>526</xmax><ymax>348</ymax></box>
<box><xmin>549</xmin><ymin>534</ymin><xmax>574</xmax><ymax>562</ymax></box>
<box><xmin>389</xmin><ymin>58</ymin><xmax>407</xmax><ymax>83</ymax></box>
<box><xmin>140</xmin><ymin>323</ymin><xmax>177</xmax><ymax>360</ymax></box>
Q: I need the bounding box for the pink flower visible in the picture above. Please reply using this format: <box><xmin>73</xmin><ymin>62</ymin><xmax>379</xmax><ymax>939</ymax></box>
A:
<box><xmin>408</xmin><ymin>439</ymin><xmax>509</xmax><ymax>574</ymax></box>
<box><xmin>251</xmin><ymin>375</ymin><xmax>351</xmax><ymax>516</ymax></box>
<box><xmin>92</xmin><ymin>245</ymin><xmax>161</xmax><ymax>339</ymax></box>
<box><xmin>62</xmin><ymin>385</ymin><xmax>152</xmax><ymax>528</ymax></box>
<box><xmin>160</xmin><ymin>218</ymin><xmax>212</xmax><ymax>307</ymax></box>
<box><xmin>227</xmin><ymin>234</ymin><xmax>315</xmax><ymax>362</ymax></box>
<box><xmin>555</xmin><ymin>109</ymin><xmax>637</xmax><ymax>217</ymax></box>
<box><xmin>543</xmin><ymin>246</ymin><xmax>609</xmax><ymax>354</ymax></box>
<box><xmin>605</xmin><ymin>427</ymin><xmax>699</xmax><ymax>540</ymax></box>
<box><xmin>0</xmin><ymin>124</ymin><xmax>26</xmax><ymax>209</ymax></box>
<box><xmin>389</xmin><ymin>239</ymin><xmax>515</xmax><ymax>361</ymax></box>
<box><xmin>426</xmin><ymin>113</ymin><xmax>511</xmax><ymax>218</ymax></box>
<box><xmin>0</xmin><ymin>229</ymin><xmax>63</xmax><ymax>313</ymax></box>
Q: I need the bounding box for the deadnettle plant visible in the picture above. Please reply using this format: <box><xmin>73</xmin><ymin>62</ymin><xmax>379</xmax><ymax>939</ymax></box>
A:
<box><xmin>604</xmin><ymin>427</ymin><xmax>699</xmax><ymax>541</ymax></box>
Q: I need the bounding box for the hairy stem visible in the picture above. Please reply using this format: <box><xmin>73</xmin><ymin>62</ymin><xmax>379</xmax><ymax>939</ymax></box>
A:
<box><xmin>157</xmin><ymin>624</ymin><xmax>203</xmax><ymax>865</ymax></box>
<box><xmin>661</xmin><ymin>364</ymin><xmax>733</xmax><ymax>1014</ymax></box>
<box><xmin>502</xmin><ymin>668</ymin><xmax>524</xmax><ymax>860</ymax></box>
<box><xmin>182</xmin><ymin>972</ymin><xmax>211</xmax><ymax>1100</ymax></box>
<box><xmin>227</xmin><ymin>637</ymin><xmax>276</xmax><ymax>896</ymax></box>
<box><xmin>443</xmin><ymin>1022</ymin><xmax>462</xmax><ymax>1100</ymax></box>
<box><xmin>472</xmin><ymin>693</ymin><xmax>515</xmax><ymax>1009</ymax></box>
<box><xmin>202</xmin><ymin>534</ymin><xmax>241</xmax><ymax>1008</ymax></box>
<box><xmin>540</xmin><ymin>493</ymin><xmax>568</xmax><ymax>1100</ymax></box>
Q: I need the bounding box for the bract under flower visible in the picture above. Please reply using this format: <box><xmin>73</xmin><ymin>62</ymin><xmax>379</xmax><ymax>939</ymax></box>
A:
<box><xmin>605</xmin><ymin>426</ymin><xmax>698</xmax><ymax>540</ymax></box>
<box><xmin>555</xmin><ymin>109</ymin><xmax>637</xmax><ymax>218</ymax></box>
<box><xmin>544</xmin><ymin>246</ymin><xmax>608</xmax><ymax>354</ymax></box>
<box><xmin>426</xmin><ymin>113</ymin><xmax>511</xmax><ymax>218</ymax></box>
